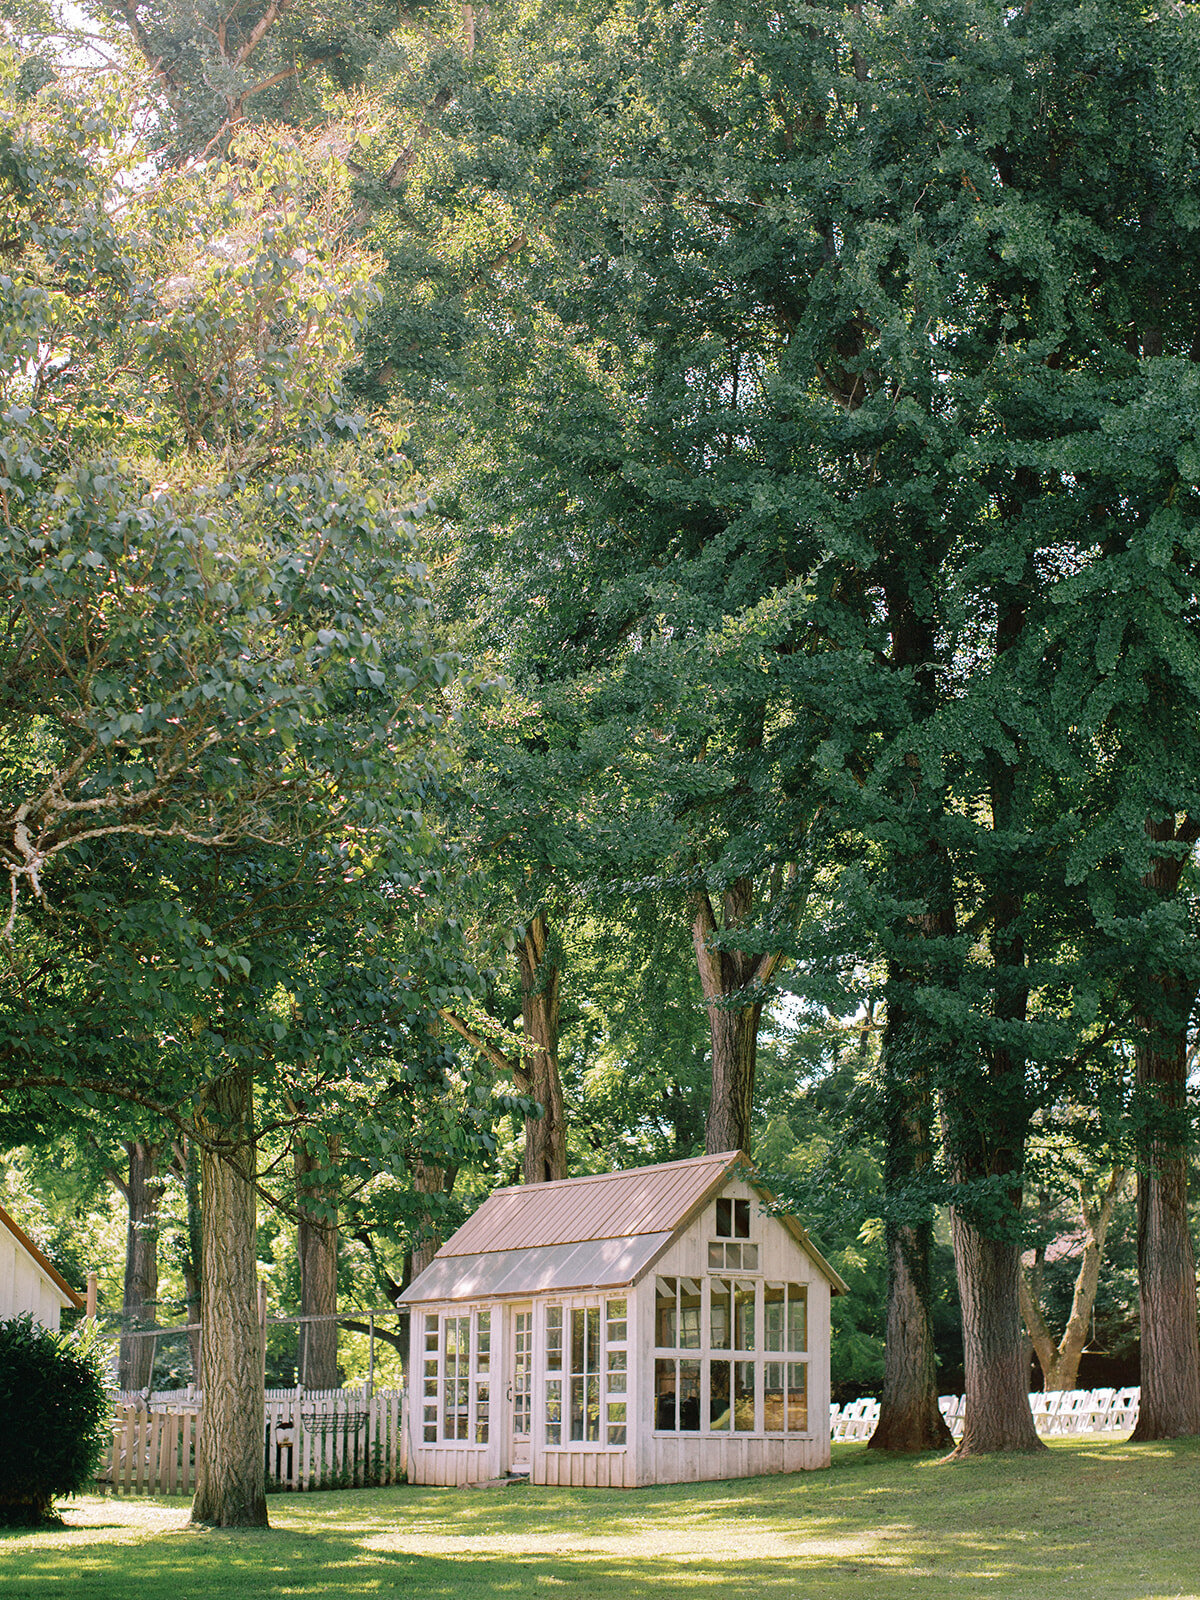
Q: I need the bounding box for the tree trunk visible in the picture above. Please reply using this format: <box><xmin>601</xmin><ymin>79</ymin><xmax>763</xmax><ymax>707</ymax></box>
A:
<box><xmin>950</xmin><ymin>1212</ymin><xmax>1044</xmax><ymax>1454</ymax></box>
<box><xmin>691</xmin><ymin>878</ymin><xmax>784</xmax><ymax>1156</ymax></box>
<box><xmin>517</xmin><ymin>912</ymin><xmax>567</xmax><ymax>1183</ymax></box>
<box><xmin>191</xmin><ymin>1065</ymin><xmax>268</xmax><ymax>1528</ymax></box>
<box><xmin>411</xmin><ymin>1159</ymin><xmax>457</xmax><ymax>1277</ymax></box>
<box><xmin>295</xmin><ymin>1139</ymin><xmax>339</xmax><ymax>1391</ymax></box>
<box><xmin>1131</xmin><ymin>1004</ymin><xmax>1200</xmax><ymax>1439</ymax></box>
<box><xmin>705</xmin><ymin>1000</ymin><xmax>762</xmax><ymax>1155</ymax></box>
<box><xmin>181</xmin><ymin>1137</ymin><xmax>203</xmax><ymax>1385</ymax></box>
<box><xmin>1019</xmin><ymin>1169</ymin><xmax>1124</xmax><ymax>1394</ymax></box>
<box><xmin>869</xmin><ymin>999</ymin><xmax>951</xmax><ymax>1452</ymax></box>
<box><xmin>116</xmin><ymin>1139</ymin><xmax>162</xmax><ymax>1394</ymax></box>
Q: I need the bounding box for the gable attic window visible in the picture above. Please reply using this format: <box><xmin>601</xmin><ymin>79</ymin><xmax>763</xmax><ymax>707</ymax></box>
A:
<box><xmin>709</xmin><ymin>1198</ymin><xmax>758</xmax><ymax>1270</ymax></box>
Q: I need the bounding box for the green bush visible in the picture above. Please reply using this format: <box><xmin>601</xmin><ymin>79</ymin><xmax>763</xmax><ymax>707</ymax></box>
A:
<box><xmin>0</xmin><ymin>1315</ymin><xmax>110</xmax><ymax>1526</ymax></box>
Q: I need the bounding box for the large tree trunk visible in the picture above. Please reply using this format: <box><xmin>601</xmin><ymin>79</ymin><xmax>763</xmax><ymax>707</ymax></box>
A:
<box><xmin>946</xmin><ymin>581</ymin><xmax>1042</xmax><ymax>1457</ymax></box>
<box><xmin>870</xmin><ymin>587</ymin><xmax>952</xmax><ymax>1452</ymax></box>
<box><xmin>191</xmin><ymin>1065</ymin><xmax>267</xmax><ymax>1528</ymax></box>
<box><xmin>1131</xmin><ymin>987</ymin><xmax>1200</xmax><ymax>1438</ymax></box>
<box><xmin>116</xmin><ymin>1139</ymin><xmax>162</xmax><ymax>1394</ymax></box>
<box><xmin>295</xmin><ymin>1138</ymin><xmax>339</xmax><ymax>1391</ymax></box>
<box><xmin>1019</xmin><ymin>1170</ymin><xmax>1124</xmax><ymax>1394</ymax></box>
<box><xmin>950</xmin><ymin>1213</ymin><xmax>1043</xmax><ymax>1454</ymax></box>
<box><xmin>517</xmin><ymin>912</ymin><xmax>567</xmax><ymax>1183</ymax></box>
<box><xmin>870</xmin><ymin>999</ymin><xmax>952</xmax><ymax>1452</ymax></box>
<box><xmin>411</xmin><ymin>1159</ymin><xmax>457</xmax><ymax>1277</ymax></box>
<box><xmin>692</xmin><ymin>878</ymin><xmax>785</xmax><ymax>1155</ymax></box>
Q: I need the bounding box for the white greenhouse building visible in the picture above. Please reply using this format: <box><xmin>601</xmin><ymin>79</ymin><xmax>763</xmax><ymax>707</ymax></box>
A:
<box><xmin>398</xmin><ymin>1149</ymin><xmax>847</xmax><ymax>1488</ymax></box>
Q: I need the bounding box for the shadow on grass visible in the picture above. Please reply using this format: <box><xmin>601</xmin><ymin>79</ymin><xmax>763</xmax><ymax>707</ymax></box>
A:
<box><xmin>2</xmin><ymin>1439</ymin><xmax>1198</xmax><ymax>1600</ymax></box>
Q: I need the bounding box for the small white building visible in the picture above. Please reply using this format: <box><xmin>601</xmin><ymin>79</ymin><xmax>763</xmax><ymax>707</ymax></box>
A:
<box><xmin>398</xmin><ymin>1149</ymin><xmax>847</xmax><ymax>1488</ymax></box>
<box><xmin>0</xmin><ymin>1202</ymin><xmax>85</xmax><ymax>1330</ymax></box>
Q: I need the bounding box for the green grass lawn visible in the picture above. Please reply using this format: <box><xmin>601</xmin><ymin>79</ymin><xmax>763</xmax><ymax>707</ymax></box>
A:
<box><xmin>3</xmin><ymin>1437</ymin><xmax>1198</xmax><ymax>1600</ymax></box>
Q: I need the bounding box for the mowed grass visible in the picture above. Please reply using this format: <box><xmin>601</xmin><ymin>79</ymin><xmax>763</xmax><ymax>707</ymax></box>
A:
<box><xmin>3</xmin><ymin>1437</ymin><xmax>1199</xmax><ymax>1600</ymax></box>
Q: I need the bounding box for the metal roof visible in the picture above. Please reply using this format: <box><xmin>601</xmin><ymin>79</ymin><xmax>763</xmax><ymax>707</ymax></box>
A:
<box><xmin>433</xmin><ymin>1150</ymin><xmax>746</xmax><ymax>1258</ymax></box>
<box><xmin>398</xmin><ymin>1150</ymin><xmax>849</xmax><ymax>1305</ymax></box>
<box><xmin>396</xmin><ymin>1233</ymin><xmax>673</xmax><ymax>1304</ymax></box>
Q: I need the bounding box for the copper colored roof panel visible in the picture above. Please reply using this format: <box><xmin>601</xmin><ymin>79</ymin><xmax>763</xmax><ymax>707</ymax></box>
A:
<box><xmin>437</xmin><ymin>1150</ymin><xmax>745</xmax><ymax>1258</ymax></box>
<box><xmin>397</xmin><ymin>1233</ymin><xmax>673</xmax><ymax>1304</ymax></box>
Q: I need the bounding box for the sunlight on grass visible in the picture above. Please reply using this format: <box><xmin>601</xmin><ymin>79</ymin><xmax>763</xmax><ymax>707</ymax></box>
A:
<box><xmin>2</xmin><ymin>1438</ymin><xmax>1199</xmax><ymax>1600</ymax></box>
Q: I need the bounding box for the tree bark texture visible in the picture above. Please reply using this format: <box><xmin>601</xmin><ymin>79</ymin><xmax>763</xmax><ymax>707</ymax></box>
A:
<box><xmin>116</xmin><ymin>1139</ymin><xmax>162</xmax><ymax>1393</ymax></box>
<box><xmin>692</xmin><ymin>879</ymin><xmax>783</xmax><ymax>1156</ymax></box>
<box><xmin>191</xmin><ymin>1065</ymin><xmax>268</xmax><ymax>1528</ymax></box>
<box><xmin>870</xmin><ymin>999</ymin><xmax>951</xmax><ymax>1452</ymax></box>
<box><xmin>1019</xmin><ymin>1171</ymin><xmax>1124</xmax><ymax>1394</ymax></box>
<box><xmin>950</xmin><ymin>1212</ymin><xmax>1044</xmax><ymax>1454</ymax></box>
<box><xmin>517</xmin><ymin>912</ymin><xmax>567</xmax><ymax>1183</ymax></box>
<box><xmin>1127</xmin><ymin>816</ymin><xmax>1200</xmax><ymax>1440</ymax></box>
<box><xmin>295</xmin><ymin>1139</ymin><xmax>339</xmax><ymax>1390</ymax></box>
<box><xmin>410</xmin><ymin>1159</ymin><xmax>456</xmax><ymax>1278</ymax></box>
<box><xmin>870</xmin><ymin>589</ymin><xmax>952</xmax><ymax>1451</ymax></box>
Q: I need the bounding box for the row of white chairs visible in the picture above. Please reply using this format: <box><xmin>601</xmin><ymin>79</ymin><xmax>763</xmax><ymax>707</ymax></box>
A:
<box><xmin>830</xmin><ymin>1386</ymin><xmax>1141</xmax><ymax>1441</ymax></box>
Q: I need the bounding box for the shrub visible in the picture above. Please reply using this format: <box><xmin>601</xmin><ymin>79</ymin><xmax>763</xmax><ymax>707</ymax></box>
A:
<box><xmin>0</xmin><ymin>1315</ymin><xmax>110</xmax><ymax>1526</ymax></box>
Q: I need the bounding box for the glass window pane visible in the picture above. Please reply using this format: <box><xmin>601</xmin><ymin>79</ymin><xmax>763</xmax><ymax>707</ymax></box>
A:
<box><xmin>606</xmin><ymin>1298</ymin><xmax>627</xmax><ymax>1323</ymax></box>
<box><xmin>734</xmin><ymin>1281</ymin><xmax>756</xmax><ymax>1351</ymax></box>
<box><xmin>546</xmin><ymin>1377</ymin><xmax>562</xmax><ymax>1446</ymax></box>
<box><xmin>734</xmin><ymin>1199</ymin><xmax>751</xmax><ymax>1239</ymax></box>
<box><xmin>656</xmin><ymin>1278</ymin><xmax>677</xmax><ymax>1348</ymax></box>
<box><xmin>586</xmin><ymin>1307</ymin><xmax>601</xmax><ymax>1373</ymax></box>
<box><xmin>764</xmin><ymin>1283</ymin><xmax>785</xmax><ymax>1352</ymax></box>
<box><xmin>606</xmin><ymin>1371</ymin><xmax>626</xmax><ymax>1394</ymax></box>
<box><xmin>787</xmin><ymin>1363</ymin><xmax>808</xmax><ymax>1432</ymax></box>
<box><xmin>608</xmin><ymin>1425</ymin><xmax>627</xmax><ymax>1446</ymax></box>
<box><xmin>787</xmin><ymin>1285</ymin><xmax>808</xmax><ymax>1352</ymax></box>
<box><xmin>655</xmin><ymin>1359</ymin><xmax>677</xmax><ymax>1430</ymax></box>
<box><xmin>764</xmin><ymin>1361</ymin><xmax>784</xmax><ymax>1432</ymax></box>
<box><xmin>546</xmin><ymin>1305</ymin><xmax>563</xmax><ymax>1372</ymax></box>
<box><xmin>741</xmin><ymin>1243</ymin><xmax>759</xmax><ymax>1270</ymax></box>
<box><xmin>679</xmin><ymin>1361</ymin><xmax>701</xmax><ymax>1432</ymax></box>
<box><xmin>477</xmin><ymin>1311</ymin><xmax>490</xmax><ymax>1373</ymax></box>
<box><xmin>716</xmin><ymin>1197</ymin><xmax>732</xmax><ymax>1237</ymax></box>
<box><xmin>710</xmin><ymin>1277</ymin><xmax>731</xmax><ymax>1349</ymax></box>
<box><xmin>734</xmin><ymin>1361</ymin><xmax>756</xmax><ymax>1432</ymax></box>
<box><xmin>587</xmin><ymin>1373</ymin><xmax>600</xmax><ymax>1442</ymax></box>
<box><xmin>679</xmin><ymin>1278</ymin><xmax>702</xmax><ymax>1349</ymax></box>
<box><xmin>710</xmin><ymin>1359</ymin><xmax>731</xmax><ymax>1431</ymax></box>
<box><xmin>607</xmin><ymin>1348</ymin><xmax>627</xmax><ymax>1371</ymax></box>
<box><xmin>570</xmin><ymin>1375</ymin><xmax>585</xmax><ymax>1442</ymax></box>
<box><xmin>708</xmin><ymin>1241</ymin><xmax>724</xmax><ymax>1270</ymax></box>
<box><xmin>571</xmin><ymin>1308</ymin><xmax>585</xmax><ymax>1376</ymax></box>
<box><xmin>725</xmin><ymin>1242</ymin><xmax>742</xmax><ymax>1270</ymax></box>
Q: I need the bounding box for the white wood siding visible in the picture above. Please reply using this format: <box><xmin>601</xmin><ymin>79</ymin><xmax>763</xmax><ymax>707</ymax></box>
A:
<box><xmin>0</xmin><ymin>1230</ymin><xmax>65</xmax><ymax>1331</ymax></box>
<box><xmin>635</xmin><ymin>1175</ymin><xmax>832</xmax><ymax>1486</ymax></box>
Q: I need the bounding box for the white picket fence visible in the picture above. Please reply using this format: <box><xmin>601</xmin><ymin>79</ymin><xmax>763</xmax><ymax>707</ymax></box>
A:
<box><xmin>830</xmin><ymin>1386</ymin><xmax>1142</xmax><ymax>1442</ymax></box>
<box><xmin>101</xmin><ymin>1387</ymin><xmax>406</xmax><ymax>1494</ymax></box>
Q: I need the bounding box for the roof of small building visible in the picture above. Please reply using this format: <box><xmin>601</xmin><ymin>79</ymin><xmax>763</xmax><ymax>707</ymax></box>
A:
<box><xmin>0</xmin><ymin>1202</ymin><xmax>86</xmax><ymax>1309</ymax></box>
<box><xmin>398</xmin><ymin>1150</ymin><xmax>847</xmax><ymax>1305</ymax></box>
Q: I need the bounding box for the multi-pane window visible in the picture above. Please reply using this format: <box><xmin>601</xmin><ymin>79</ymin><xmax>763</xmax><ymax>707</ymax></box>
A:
<box><xmin>570</xmin><ymin>1307</ymin><xmax>601</xmax><ymax>1442</ymax></box>
<box><xmin>422</xmin><ymin>1310</ymin><xmax>490</xmax><ymax>1445</ymax></box>
<box><xmin>655</xmin><ymin>1272</ymin><xmax>811</xmax><ymax>1437</ymax></box>
<box><xmin>442</xmin><ymin>1314</ymin><xmax>470</xmax><ymax>1439</ymax></box>
<box><xmin>545</xmin><ymin>1300</ymin><xmax>628</xmax><ymax>1447</ymax></box>
<box><xmin>709</xmin><ymin>1197</ymin><xmax>759</xmax><ymax>1269</ymax></box>
<box><xmin>605</xmin><ymin>1299</ymin><xmax>628</xmax><ymax>1445</ymax></box>
<box><xmin>545</xmin><ymin>1306</ymin><xmax>564</xmax><ymax>1444</ymax></box>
